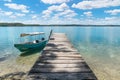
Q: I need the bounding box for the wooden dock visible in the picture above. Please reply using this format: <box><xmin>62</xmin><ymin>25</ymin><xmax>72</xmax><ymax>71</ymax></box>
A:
<box><xmin>27</xmin><ymin>33</ymin><xmax>97</xmax><ymax>80</ymax></box>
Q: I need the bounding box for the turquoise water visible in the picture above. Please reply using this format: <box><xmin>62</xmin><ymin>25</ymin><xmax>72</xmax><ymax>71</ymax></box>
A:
<box><xmin>0</xmin><ymin>26</ymin><xmax>120</xmax><ymax>80</ymax></box>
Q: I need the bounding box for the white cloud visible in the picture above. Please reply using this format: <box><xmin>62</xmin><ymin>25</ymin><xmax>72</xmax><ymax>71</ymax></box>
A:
<box><xmin>72</xmin><ymin>0</ymin><xmax>120</xmax><ymax>10</ymax></box>
<box><xmin>9</xmin><ymin>15</ymin><xmax>16</xmax><ymax>18</ymax></box>
<box><xmin>54</xmin><ymin>9</ymin><xmax>77</xmax><ymax>18</ymax></box>
<box><xmin>48</xmin><ymin>3</ymin><xmax>69</xmax><ymax>11</ymax></box>
<box><xmin>84</xmin><ymin>11</ymin><xmax>92</xmax><ymax>17</ymax></box>
<box><xmin>32</xmin><ymin>15</ymin><xmax>37</xmax><ymax>19</ymax></box>
<box><xmin>41</xmin><ymin>0</ymin><xmax>70</xmax><ymax>4</ymax></box>
<box><xmin>105</xmin><ymin>9</ymin><xmax>120</xmax><ymax>15</ymax></box>
<box><xmin>32</xmin><ymin>16</ymin><xmax>120</xmax><ymax>25</ymax></box>
<box><xmin>42</xmin><ymin>3</ymin><xmax>76</xmax><ymax>19</ymax></box>
<box><xmin>0</xmin><ymin>9</ymin><xmax>13</xmax><ymax>17</ymax></box>
<box><xmin>4</xmin><ymin>0</ymin><xmax>12</xmax><ymax>2</ymax></box>
<box><xmin>0</xmin><ymin>8</ymin><xmax>2</xmax><ymax>12</ymax></box>
<box><xmin>1</xmin><ymin>14</ymin><xmax>120</xmax><ymax>25</ymax></box>
<box><xmin>105</xmin><ymin>17</ymin><xmax>117</xmax><ymax>21</ymax></box>
<box><xmin>42</xmin><ymin>3</ymin><xmax>69</xmax><ymax>18</ymax></box>
<box><xmin>4</xmin><ymin>3</ymin><xmax>29</xmax><ymax>13</ymax></box>
<box><xmin>93</xmin><ymin>17</ymin><xmax>120</xmax><ymax>25</ymax></box>
<box><xmin>103</xmin><ymin>17</ymin><xmax>120</xmax><ymax>24</ymax></box>
<box><xmin>15</xmin><ymin>13</ymin><xmax>25</xmax><ymax>17</ymax></box>
<box><xmin>0</xmin><ymin>8</ymin><xmax>26</xmax><ymax>19</ymax></box>
<box><xmin>0</xmin><ymin>9</ymin><xmax>5</xmax><ymax>15</ymax></box>
<box><xmin>42</xmin><ymin>10</ymin><xmax>52</xmax><ymax>18</ymax></box>
<box><xmin>9</xmin><ymin>13</ymin><xmax>26</xmax><ymax>18</ymax></box>
<box><xmin>4</xmin><ymin>11</ymin><xmax>13</xmax><ymax>16</ymax></box>
<box><xmin>42</xmin><ymin>10</ymin><xmax>52</xmax><ymax>15</ymax></box>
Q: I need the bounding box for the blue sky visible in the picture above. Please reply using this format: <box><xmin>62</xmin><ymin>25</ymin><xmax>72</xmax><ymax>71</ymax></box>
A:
<box><xmin>0</xmin><ymin>0</ymin><xmax>120</xmax><ymax>24</ymax></box>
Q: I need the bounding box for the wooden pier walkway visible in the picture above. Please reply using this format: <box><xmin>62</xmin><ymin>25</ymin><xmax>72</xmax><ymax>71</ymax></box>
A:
<box><xmin>27</xmin><ymin>33</ymin><xmax>97</xmax><ymax>80</ymax></box>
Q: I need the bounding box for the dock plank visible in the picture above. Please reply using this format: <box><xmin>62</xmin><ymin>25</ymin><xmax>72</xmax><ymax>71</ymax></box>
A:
<box><xmin>27</xmin><ymin>33</ymin><xmax>97</xmax><ymax>80</ymax></box>
<box><xmin>39</xmin><ymin>56</ymin><xmax>82</xmax><ymax>60</ymax></box>
<box><xmin>30</xmin><ymin>67</ymin><xmax>92</xmax><ymax>73</ymax></box>
<box><xmin>34</xmin><ymin>63</ymin><xmax>89</xmax><ymax>68</ymax></box>
<box><xmin>28</xmin><ymin>73</ymin><xmax>96</xmax><ymax>80</ymax></box>
<box><xmin>36</xmin><ymin>60</ymin><xmax>85</xmax><ymax>64</ymax></box>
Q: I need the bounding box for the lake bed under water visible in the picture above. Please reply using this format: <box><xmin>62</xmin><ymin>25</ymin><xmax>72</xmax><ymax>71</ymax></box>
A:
<box><xmin>0</xmin><ymin>26</ymin><xmax>120</xmax><ymax>80</ymax></box>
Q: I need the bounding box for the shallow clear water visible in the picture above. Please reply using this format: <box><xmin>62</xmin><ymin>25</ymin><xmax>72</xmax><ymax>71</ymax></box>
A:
<box><xmin>0</xmin><ymin>26</ymin><xmax>120</xmax><ymax>80</ymax></box>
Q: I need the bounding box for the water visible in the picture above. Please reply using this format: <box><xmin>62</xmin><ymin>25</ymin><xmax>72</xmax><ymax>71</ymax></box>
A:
<box><xmin>0</xmin><ymin>26</ymin><xmax>120</xmax><ymax>80</ymax></box>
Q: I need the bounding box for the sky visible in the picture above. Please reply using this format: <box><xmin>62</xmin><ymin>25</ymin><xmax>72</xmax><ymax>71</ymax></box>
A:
<box><xmin>0</xmin><ymin>0</ymin><xmax>120</xmax><ymax>25</ymax></box>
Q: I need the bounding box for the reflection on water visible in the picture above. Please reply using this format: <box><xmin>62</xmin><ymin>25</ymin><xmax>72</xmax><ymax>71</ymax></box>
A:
<box><xmin>65</xmin><ymin>27</ymin><xmax>120</xmax><ymax>80</ymax></box>
<box><xmin>20</xmin><ymin>48</ymin><xmax>44</xmax><ymax>56</ymax></box>
<box><xmin>0</xmin><ymin>26</ymin><xmax>120</xmax><ymax>80</ymax></box>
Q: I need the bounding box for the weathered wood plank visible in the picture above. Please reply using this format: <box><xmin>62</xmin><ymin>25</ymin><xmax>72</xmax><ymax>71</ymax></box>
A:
<box><xmin>39</xmin><ymin>56</ymin><xmax>82</xmax><ymax>60</ymax></box>
<box><xmin>41</xmin><ymin>53</ymin><xmax>82</xmax><ymax>56</ymax></box>
<box><xmin>36</xmin><ymin>60</ymin><xmax>85</xmax><ymax>64</ymax></box>
<box><xmin>27</xmin><ymin>33</ymin><xmax>97</xmax><ymax>80</ymax></box>
<box><xmin>34</xmin><ymin>63</ymin><xmax>89</xmax><ymax>68</ymax></box>
<box><xmin>30</xmin><ymin>67</ymin><xmax>92</xmax><ymax>73</ymax></box>
<box><xmin>28</xmin><ymin>73</ymin><xmax>96</xmax><ymax>80</ymax></box>
<box><xmin>41</xmin><ymin>54</ymin><xmax>82</xmax><ymax>57</ymax></box>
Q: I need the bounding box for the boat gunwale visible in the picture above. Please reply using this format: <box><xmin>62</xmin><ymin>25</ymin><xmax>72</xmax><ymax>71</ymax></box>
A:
<box><xmin>14</xmin><ymin>40</ymin><xmax>48</xmax><ymax>45</ymax></box>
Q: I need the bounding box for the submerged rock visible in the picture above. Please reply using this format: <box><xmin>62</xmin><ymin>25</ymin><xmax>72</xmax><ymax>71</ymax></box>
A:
<box><xmin>0</xmin><ymin>72</ymin><xmax>27</xmax><ymax>80</ymax></box>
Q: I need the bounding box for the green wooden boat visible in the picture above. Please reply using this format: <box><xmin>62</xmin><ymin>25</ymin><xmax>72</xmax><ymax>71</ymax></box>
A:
<box><xmin>14</xmin><ymin>30</ymin><xmax>52</xmax><ymax>52</ymax></box>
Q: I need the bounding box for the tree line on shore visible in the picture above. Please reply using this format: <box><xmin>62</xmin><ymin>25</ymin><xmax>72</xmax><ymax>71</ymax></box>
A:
<box><xmin>0</xmin><ymin>22</ymin><xmax>120</xmax><ymax>26</ymax></box>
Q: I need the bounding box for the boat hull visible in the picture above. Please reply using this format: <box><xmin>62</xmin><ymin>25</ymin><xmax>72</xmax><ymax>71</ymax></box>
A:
<box><xmin>14</xmin><ymin>40</ymin><xmax>48</xmax><ymax>52</ymax></box>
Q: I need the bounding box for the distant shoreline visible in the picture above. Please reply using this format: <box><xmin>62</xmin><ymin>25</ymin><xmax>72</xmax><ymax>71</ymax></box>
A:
<box><xmin>0</xmin><ymin>22</ymin><xmax>120</xmax><ymax>26</ymax></box>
